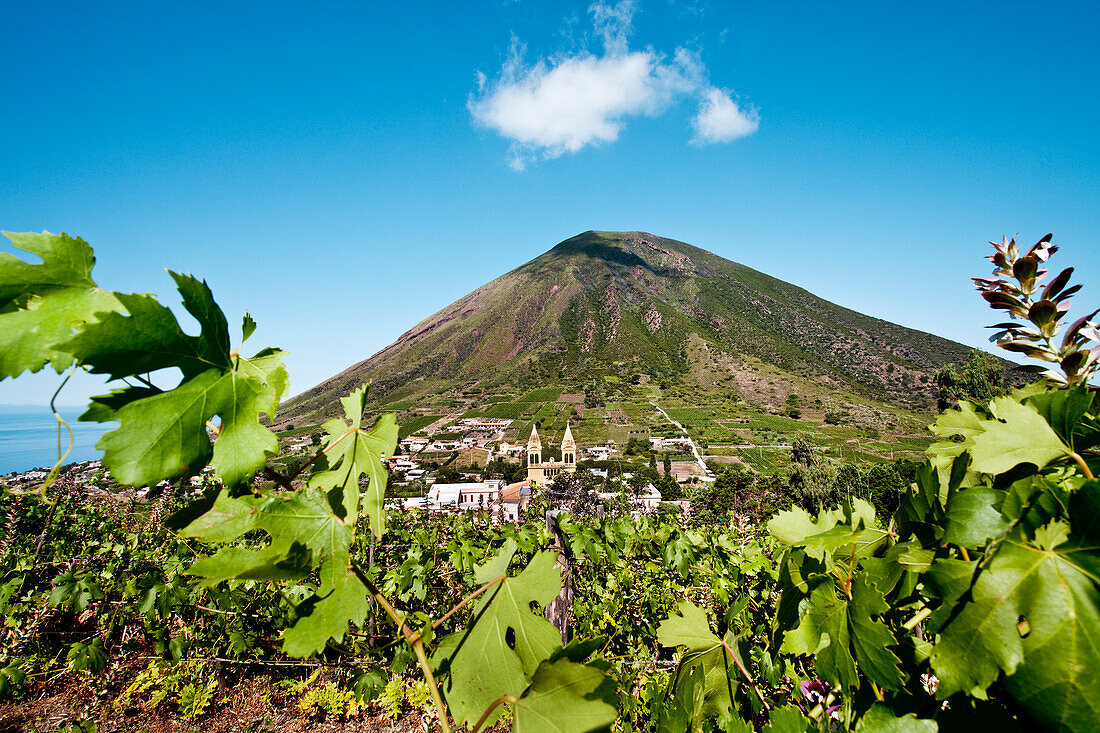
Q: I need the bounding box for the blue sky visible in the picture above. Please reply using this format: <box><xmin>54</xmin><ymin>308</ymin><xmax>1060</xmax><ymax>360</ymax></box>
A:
<box><xmin>2</xmin><ymin>0</ymin><xmax>1098</xmax><ymax>406</ymax></box>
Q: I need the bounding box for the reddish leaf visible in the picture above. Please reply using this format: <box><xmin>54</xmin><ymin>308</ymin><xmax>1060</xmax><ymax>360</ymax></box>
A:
<box><xmin>1063</xmin><ymin>309</ymin><xmax>1100</xmax><ymax>349</ymax></box>
<box><xmin>1052</xmin><ymin>284</ymin><xmax>1082</xmax><ymax>303</ymax></box>
<box><xmin>1044</xmin><ymin>267</ymin><xmax>1078</xmax><ymax>300</ymax></box>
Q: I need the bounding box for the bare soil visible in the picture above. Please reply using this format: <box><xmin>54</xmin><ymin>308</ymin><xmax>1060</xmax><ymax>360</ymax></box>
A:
<box><xmin>0</xmin><ymin>673</ymin><xmax>438</xmax><ymax>733</ymax></box>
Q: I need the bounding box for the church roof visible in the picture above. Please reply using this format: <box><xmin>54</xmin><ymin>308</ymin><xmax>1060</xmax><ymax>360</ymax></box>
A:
<box><xmin>527</xmin><ymin>424</ymin><xmax>541</xmax><ymax>450</ymax></box>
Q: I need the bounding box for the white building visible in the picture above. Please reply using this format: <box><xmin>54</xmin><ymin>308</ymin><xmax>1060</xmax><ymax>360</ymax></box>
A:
<box><xmin>399</xmin><ymin>437</ymin><xmax>430</xmax><ymax>453</ymax></box>
<box><xmin>400</xmin><ymin>479</ymin><xmax>529</xmax><ymax>522</ymax></box>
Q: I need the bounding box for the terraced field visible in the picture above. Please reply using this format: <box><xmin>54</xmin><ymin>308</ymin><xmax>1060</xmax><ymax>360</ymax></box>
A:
<box><xmin>372</xmin><ymin>375</ymin><xmax>933</xmax><ymax>474</ymax></box>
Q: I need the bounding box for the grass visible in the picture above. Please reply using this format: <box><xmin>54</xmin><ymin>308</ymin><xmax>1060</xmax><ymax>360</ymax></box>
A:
<box><xmin>736</xmin><ymin>446</ymin><xmax>792</xmax><ymax>473</ymax></box>
<box><xmin>398</xmin><ymin>415</ymin><xmax>444</xmax><ymax>439</ymax></box>
<box><xmin>483</xmin><ymin>402</ymin><xmax>528</xmax><ymax>419</ymax></box>
<box><xmin>519</xmin><ymin>387</ymin><xmax>563</xmax><ymax>402</ymax></box>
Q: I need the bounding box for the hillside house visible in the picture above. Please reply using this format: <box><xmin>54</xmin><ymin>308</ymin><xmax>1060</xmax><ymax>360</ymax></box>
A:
<box><xmin>401</xmin><ymin>479</ymin><xmax>528</xmax><ymax>522</ymax></box>
<box><xmin>458</xmin><ymin>417</ymin><xmax>515</xmax><ymax>429</ymax></box>
<box><xmin>585</xmin><ymin>445</ymin><xmax>613</xmax><ymax>460</ymax></box>
<box><xmin>399</xmin><ymin>437</ymin><xmax>430</xmax><ymax>453</ymax></box>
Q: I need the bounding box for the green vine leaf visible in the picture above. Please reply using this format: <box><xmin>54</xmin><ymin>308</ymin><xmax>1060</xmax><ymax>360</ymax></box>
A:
<box><xmin>282</xmin><ymin>570</ymin><xmax>370</xmax><ymax>658</ymax></box>
<box><xmin>856</xmin><ymin>704</ymin><xmax>937</xmax><ymax>731</ymax></box>
<box><xmin>767</xmin><ymin>507</ymin><xmax>840</xmax><ymax>546</ymax></box>
<box><xmin>779</xmin><ymin>571</ymin><xmax>903</xmax><ymax>691</ymax></box>
<box><xmin>435</xmin><ymin>542</ymin><xmax>563</xmax><ymax>727</ymax></box>
<box><xmin>511</xmin><ymin>658</ymin><xmax>617</xmax><ymax>733</ymax></box>
<box><xmin>90</xmin><ymin>360</ymin><xmax>284</xmax><ymax>487</ymax></box>
<box><xmin>928</xmin><ymin>401</ymin><xmax>986</xmax><ymax>471</ymax></box>
<box><xmin>65</xmin><ymin>273</ymin><xmax>232</xmax><ymax>380</ymax></box>
<box><xmin>180</xmin><ymin>384</ymin><xmax>396</xmax><ymax>657</ymax></box>
<box><xmin>308</xmin><ymin>386</ymin><xmax>397</xmax><ymax>539</ymax></box>
<box><xmin>67</xmin><ymin>273</ymin><xmax>288</xmax><ymax>487</ymax></box>
<box><xmin>762</xmin><ymin>707</ymin><xmax>811</xmax><ymax>733</ymax></box>
<box><xmin>769</xmin><ymin>500</ymin><xmax>888</xmax><ymax>565</ymax></box>
<box><xmin>1026</xmin><ymin>386</ymin><xmax>1094</xmax><ymax>446</ymax></box>
<box><xmin>941</xmin><ymin>487</ymin><xmax>1010</xmax><ymax>548</ymax></box>
<box><xmin>657</xmin><ymin>601</ymin><xmax>746</xmax><ymax>719</ymax></box>
<box><xmin>967</xmin><ymin>397</ymin><xmax>1072</xmax><ymax>475</ymax></box>
<box><xmin>0</xmin><ymin>231</ymin><xmax>121</xmax><ymax>379</ymax></box>
<box><xmin>656</xmin><ymin>600</ymin><xmax>721</xmax><ymax>651</ymax></box>
<box><xmin>932</xmin><ymin>488</ymin><xmax>1100</xmax><ymax>730</ymax></box>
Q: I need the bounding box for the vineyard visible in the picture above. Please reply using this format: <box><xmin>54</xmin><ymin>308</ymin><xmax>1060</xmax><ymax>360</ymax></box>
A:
<box><xmin>0</xmin><ymin>230</ymin><xmax>1098</xmax><ymax>732</ymax></box>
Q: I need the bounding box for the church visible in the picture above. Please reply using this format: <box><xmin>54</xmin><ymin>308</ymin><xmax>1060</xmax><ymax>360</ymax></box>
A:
<box><xmin>526</xmin><ymin>423</ymin><xmax>577</xmax><ymax>484</ymax></box>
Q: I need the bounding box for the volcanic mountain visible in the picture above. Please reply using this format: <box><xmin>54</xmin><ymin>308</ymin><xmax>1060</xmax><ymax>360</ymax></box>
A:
<box><xmin>281</xmin><ymin>231</ymin><xmax>979</xmax><ymax>424</ymax></box>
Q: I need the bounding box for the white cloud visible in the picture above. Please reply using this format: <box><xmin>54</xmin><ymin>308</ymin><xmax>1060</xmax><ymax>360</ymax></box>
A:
<box><xmin>470</xmin><ymin>1</ymin><xmax>757</xmax><ymax>169</ymax></box>
<box><xmin>590</xmin><ymin>0</ymin><xmax>635</xmax><ymax>55</ymax></box>
<box><xmin>691</xmin><ymin>87</ymin><xmax>759</xmax><ymax>144</ymax></box>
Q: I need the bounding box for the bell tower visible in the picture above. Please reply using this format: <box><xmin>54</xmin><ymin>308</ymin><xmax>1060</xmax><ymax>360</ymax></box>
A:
<box><xmin>561</xmin><ymin>423</ymin><xmax>576</xmax><ymax>466</ymax></box>
<box><xmin>527</xmin><ymin>424</ymin><xmax>542</xmax><ymax>467</ymax></box>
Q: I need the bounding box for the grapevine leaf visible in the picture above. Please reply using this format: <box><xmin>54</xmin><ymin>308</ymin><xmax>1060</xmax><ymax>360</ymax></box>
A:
<box><xmin>924</xmin><ymin>558</ymin><xmax>978</xmax><ymax>632</ymax></box>
<box><xmin>62</xmin><ymin>271</ymin><xmax>288</xmax><ymax>487</ymax></box>
<box><xmin>475</xmin><ymin>538</ymin><xmax>518</xmax><ymax>584</ymax></box>
<box><xmin>780</xmin><ymin>571</ymin><xmax>903</xmax><ymax>690</ymax></box>
<box><xmin>183</xmin><ymin>484</ymin><xmax>357</xmax><ymax>656</ymax></box>
<box><xmin>780</xmin><ymin>583</ymin><xmax>856</xmax><ymax>688</ymax></box>
<box><xmin>941</xmin><ymin>487</ymin><xmax>1010</xmax><ymax>548</ymax></box>
<box><xmin>90</xmin><ymin>361</ymin><xmax>284</xmax><ymax>487</ymax></box>
<box><xmin>657</xmin><ymin>602</ymin><xmax>746</xmax><ymax>718</ymax></box>
<box><xmin>282</xmin><ymin>570</ymin><xmax>370</xmax><ymax>657</ymax></box>
<box><xmin>181</xmin><ymin>385</ymin><xmax>394</xmax><ymax>656</ymax></box>
<box><xmin>767</xmin><ymin>507</ymin><xmax>839</xmax><ymax>545</ymax></box>
<box><xmin>861</xmin><ymin>541</ymin><xmax>934</xmax><ymax>595</ymax></box>
<box><xmin>308</xmin><ymin>386</ymin><xmax>397</xmax><ymax>538</ymax></box>
<box><xmin>64</xmin><ymin>273</ymin><xmax>231</xmax><ymax>380</ymax></box>
<box><xmin>657</xmin><ymin>663</ymin><xmax>704</xmax><ymax>733</ymax></box>
<box><xmin>511</xmin><ymin>658</ymin><xmax>617</xmax><ymax>733</ymax></box>
<box><xmin>721</xmin><ymin>717</ymin><xmax>755</xmax><ymax>733</ymax></box>
<box><xmin>932</xmin><ymin>494</ymin><xmax>1100</xmax><ymax>731</ymax></box>
<box><xmin>928</xmin><ymin>401</ymin><xmax>985</xmax><ymax>470</ymax></box>
<box><xmin>857</xmin><ymin>704</ymin><xmax>937</xmax><ymax>731</ymax></box>
<box><xmin>0</xmin><ymin>231</ymin><xmax>121</xmax><ymax>379</ymax></box>
<box><xmin>657</xmin><ymin>600</ymin><xmax>721</xmax><ymax>651</ymax></box>
<box><xmin>1002</xmin><ymin>489</ymin><xmax>1100</xmax><ymax>731</ymax></box>
<box><xmin>967</xmin><ymin>397</ymin><xmax>1072</xmax><ymax>474</ymax></box>
<box><xmin>182</xmin><ymin>488</ymin><xmax>351</xmax><ymax>587</ymax></box>
<box><xmin>436</xmin><ymin>547</ymin><xmax>563</xmax><ymax>727</ymax></box>
<box><xmin>848</xmin><ymin>573</ymin><xmax>905</xmax><ymax>690</ymax></box>
<box><xmin>241</xmin><ymin>312</ymin><xmax>257</xmax><ymax>342</ymax></box>
<box><xmin>1026</xmin><ymin>386</ymin><xmax>1094</xmax><ymax>446</ymax></box>
<box><xmin>769</xmin><ymin>500</ymin><xmax>887</xmax><ymax>563</ymax></box>
<box><xmin>763</xmin><ymin>707</ymin><xmax>811</xmax><ymax>732</ymax></box>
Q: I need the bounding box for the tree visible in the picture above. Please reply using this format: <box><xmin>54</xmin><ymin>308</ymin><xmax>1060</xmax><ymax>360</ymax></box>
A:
<box><xmin>482</xmin><ymin>458</ymin><xmax>525</xmax><ymax>484</ymax></box>
<box><xmin>933</xmin><ymin>349</ymin><xmax>1009</xmax><ymax>410</ymax></box>
<box><xmin>546</xmin><ymin>471</ymin><xmax>601</xmax><ymax>516</ymax></box>
<box><xmin>790</xmin><ymin>436</ymin><xmax>816</xmax><ymax>467</ymax></box>
<box><xmin>662</xmin><ymin>454</ymin><xmax>672</xmax><ymax>476</ymax></box>
<box><xmin>655</xmin><ymin>473</ymin><xmax>681</xmax><ymax>500</ymax></box>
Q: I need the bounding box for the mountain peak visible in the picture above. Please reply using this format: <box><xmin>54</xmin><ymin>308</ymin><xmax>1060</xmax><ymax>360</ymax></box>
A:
<box><xmin>281</xmin><ymin>231</ymin><xmax>978</xmax><ymax>425</ymax></box>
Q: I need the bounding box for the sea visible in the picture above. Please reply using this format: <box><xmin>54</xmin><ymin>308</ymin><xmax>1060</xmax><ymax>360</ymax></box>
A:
<box><xmin>0</xmin><ymin>405</ymin><xmax>110</xmax><ymax>475</ymax></box>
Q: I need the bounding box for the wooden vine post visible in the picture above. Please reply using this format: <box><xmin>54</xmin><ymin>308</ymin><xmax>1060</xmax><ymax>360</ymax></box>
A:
<box><xmin>544</xmin><ymin>509</ymin><xmax>573</xmax><ymax>644</ymax></box>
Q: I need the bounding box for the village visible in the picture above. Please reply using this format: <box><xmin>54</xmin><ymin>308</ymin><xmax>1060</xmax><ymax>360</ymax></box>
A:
<box><xmin>1</xmin><ymin>413</ymin><xmax>700</xmax><ymax>521</ymax></box>
<box><xmin>276</xmin><ymin>414</ymin><xmax>699</xmax><ymax>521</ymax></box>
<box><xmin>388</xmin><ymin>421</ymin><xmax>694</xmax><ymax>519</ymax></box>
